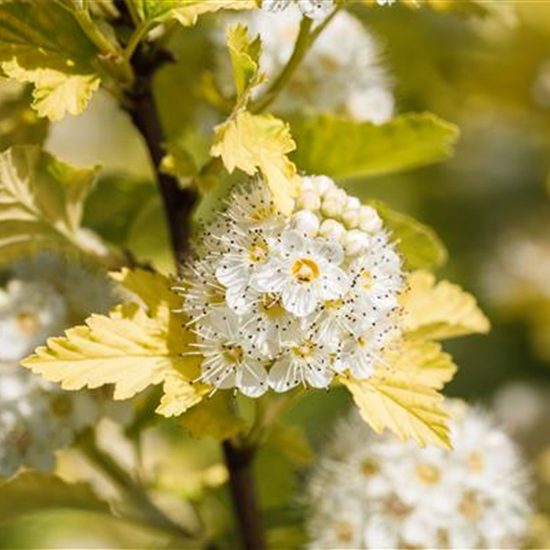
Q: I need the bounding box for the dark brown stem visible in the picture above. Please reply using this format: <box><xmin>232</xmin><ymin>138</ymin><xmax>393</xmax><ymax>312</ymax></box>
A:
<box><xmin>125</xmin><ymin>47</ymin><xmax>198</xmax><ymax>269</ymax></box>
<box><xmin>222</xmin><ymin>441</ymin><xmax>266</xmax><ymax>550</ymax></box>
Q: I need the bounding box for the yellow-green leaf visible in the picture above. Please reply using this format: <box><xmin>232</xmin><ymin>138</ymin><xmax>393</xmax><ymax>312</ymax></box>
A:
<box><xmin>0</xmin><ymin>146</ymin><xmax>105</xmax><ymax>265</ymax></box>
<box><xmin>0</xmin><ymin>1</ymin><xmax>101</xmax><ymax>120</ymax></box>
<box><xmin>290</xmin><ymin>113</ymin><xmax>459</xmax><ymax>180</ymax></box>
<box><xmin>22</xmin><ymin>269</ymin><xmax>206</xmax><ymax>418</ymax></box>
<box><xmin>385</xmin><ymin>339</ymin><xmax>457</xmax><ymax>390</ymax></box>
<box><xmin>179</xmin><ymin>392</ymin><xmax>248</xmax><ymax>441</ymax></box>
<box><xmin>0</xmin><ymin>472</ymin><xmax>110</xmax><ymax>523</ymax></box>
<box><xmin>211</xmin><ymin>111</ymin><xmax>301</xmax><ymax>215</ymax></box>
<box><xmin>342</xmin><ymin>370</ymin><xmax>452</xmax><ymax>449</ymax></box>
<box><xmin>369</xmin><ymin>199</ymin><xmax>447</xmax><ymax>270</ymax></box>
<box><xmin>402</xmin><ymin>271</ymin><xmax>491</xmax><ymax>340</ymax></box>
<box><xmin>133</xmin><ymin>0</ymin><xmax>257</xmax><ymax>26</ymax></box>
<box><xmin>227</xmin><ymin>23</ymin><xmax>264</xmax><ymax>101</ymax></box>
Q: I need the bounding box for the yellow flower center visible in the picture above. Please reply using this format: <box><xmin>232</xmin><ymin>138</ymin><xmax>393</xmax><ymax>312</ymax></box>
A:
<box><xmin>459</xmin><ymin>491</ymin><xmax>481</xmax><ymax>520</ymax></box>
<box><xmin>251</xmin><ymin>205</ymin><xmax>276</xmax><ymax>222</ymax></box>
<box><xmin>291</xmin><ymin>258</ymin><xmax>320</xmax><ymax>283</ymax></box>
<box><xmin>292</xmin><ymin>341</ymin><xmax>315</xmax><ymax>359</ymax></box>
<box><xmin>335</xmin><ymin>521</ymin><xmax>354</xmax><ymax>543</ymax></box>
<box><xmin>466</xmin><ymin>452</ymin><xmax>484</xmax><ymax>473</ymax></box>
<box><xmin>415</xmin><ymin>463</ymin><xmax>441</xmax><ymax>485</ymax></box>
<box><xmin>16</xmin><ymin>310</ymin><xmax>40</xmax><ymax>335</ymax></box>
<box><xmin>361</xmin><ymin>458</ymin><xmax>379</xmax><ymax>478</ymax></box>
<box><xmin>260</xmin><ymin>294</ymin><xmax>285</xmax><ymax>319</ymax></box>
<box><xmin>248</xmin><ymin>238</ymin><xmax>269</xmax><ymax>264</ymax></box>
<box><xmin>223</xmin><ymin>343</ymin><xmax>244</xmax><ymax>364</ymax></box>
<box><xmin>360</xmin><ymin>269</ymin><xmax>373</xmax><ymax>290</ymax></box>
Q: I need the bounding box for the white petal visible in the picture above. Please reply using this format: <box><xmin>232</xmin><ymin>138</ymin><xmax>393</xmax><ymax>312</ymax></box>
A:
<box><xmin>280</xmin><ymin>230</ymin><xmax>306</xmax><ymax>255</ymax></box>
<box><xmin>320</xmin><ymin>265</ymin><xmax>350</xmax><ymax>300</ymax></box>
<box><xmin>313</xmin><ymin>239</ymin><xmax>344</xmax><ymax>265</ymax></box>
<box><xmin>305</xmin><ymin>363</ymin><xmax>333</xmax><ymax>389</ymax></box>
<box><xmin>252</xmin><ymin>260</ymin><xmax>287</xmax><ymax>292</ymax></box>
<box><xmin>268</xmin><ymin>357</ymin><xmax>299</xmax><ymax>392</ymax></box>
<box><xmin>282</xmin><ymin>283</ymin><xmax>319</xmax><ymax>317</ymax></box>
<box><xmin>238</xmin><ymin>360</ymin><xmax>268</xmax><ymax>398</ymax></box>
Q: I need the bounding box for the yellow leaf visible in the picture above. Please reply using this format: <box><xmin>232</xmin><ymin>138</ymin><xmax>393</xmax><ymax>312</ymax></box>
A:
<box><xmin>211</xmin><ymin>111</ymin><xmax>301</xmax><ymax>216</ymax></box>
<box><xmin>401</xmin><ymin>271</ymin><xmax>490</xmax><ymax>340</ymax></box>
<box><xmin>22</xmin><ymin>269</ymin><xmax>206</xmax><ymax>418</ymax></box>
<box><xmin>0</xmin><ymin>146</ymin><xmax>105</xmax><ymax>265</ymax></box>
<box><xmin>157</xmin><ymin>371</ymin><xmax>208</xmax><ymax>417</ymax></box>
<box><xmin>386</xmin><ymin>339</ymin><xmax>457</xmax><ymax>390</ymax></box>
<box><xmin>342</xmin><ymin>367</ymin><xmax>452</xmax><ymax>449</ymax></box>
<box><xmin>227</xmin><ymin>23</ymin><xmax>264</xmax><ymax>101</ymax></box>
<box><xmin>179</xmin><ymin>393</ymin><xmax>248</xmax><ymax>441</ymax></box>
<box><xmin>134</xmin><ymin>0</ymin><xmax>257</xmax><ymax>26</ymax></box>
<box><xmin>2</xmin><ymin>61</ymin><xmax>100</xmax><ymax>122</ymax></box>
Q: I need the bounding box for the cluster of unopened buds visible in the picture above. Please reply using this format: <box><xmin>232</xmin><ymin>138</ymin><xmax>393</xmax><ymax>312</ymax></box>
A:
<box><xmin>177</xmin><ymin>175</ymin><xmax>404</xmax><ymax>397</ymax></box>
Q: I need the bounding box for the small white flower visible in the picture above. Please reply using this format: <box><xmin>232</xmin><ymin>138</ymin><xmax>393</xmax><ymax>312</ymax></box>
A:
<box><xmin>306</xmin><ymin>404</ymin><xmax>533</xmax><ymax>550</ymax></box>
<box><xmin>262</xmin><ymin>0</ymin><xmax>334</xmax><ymax>19</ymax></box>
<box><xmin>0</xmin><ymin>280</ymin><xmax>68</xmax><ymax>363</ymax></box>
<box><xmin>253</xmin><ymin>230</ymin><xmax>350</xmax><ymax>317</ymax></box>
<box><xmin>221</xmin><ymin>9</ymin><xmax>393</xmax><ymax>123</ymax></box>
<box><xmin>269</xmin><ymin>335</ymin><xmax>334</xmax><ymax>391</ymax></box>
<box><xmin>215</xmin><ymin>227</ymin><xmax>271</xmax><ymax>313</ymax></box>
<box><xmin>191</xmin><ymin>309</ymin><xmax>268</xmax><ymax>397</ymax></box>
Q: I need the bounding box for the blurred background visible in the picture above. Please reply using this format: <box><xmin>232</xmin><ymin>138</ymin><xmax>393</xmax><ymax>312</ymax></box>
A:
<box><xmin>2</xmin><ymin>1</ymin><xmax>550</xmax><ymax>547</ymax></box>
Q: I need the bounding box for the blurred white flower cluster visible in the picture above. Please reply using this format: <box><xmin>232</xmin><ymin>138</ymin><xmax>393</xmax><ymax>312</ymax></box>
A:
<box><xmin>0</xmin><ymin>254</ymin><xmax>131</xmax><ymax>478</ymax></box>
<box><xmin>222</xmin><ymin>6</ymin><xmax>394</xmax><ymax>123</ymax></box>
<box><xmin>306</xmin><ymin>404</ymin><xmax>532</xmax><ymax>549</ymax></box>
<box><xmin>177</xmin><ymin>176</ymin><xmax>403</xmax><ymax>397</ymax></box>
<box><xmin>262</xmin><ymin>0</ymin><xmax>334</xmax><ymax>20</ymax></box>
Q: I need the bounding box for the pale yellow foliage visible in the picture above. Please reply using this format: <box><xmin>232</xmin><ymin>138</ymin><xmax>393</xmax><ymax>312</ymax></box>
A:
<box><xmin>22</xmin><ymin>269</ymin><xmax>206</xmax><ymax>418</ymax></box>
<box><xmin>401</xmin><ymin>270</ymin><xmax>490</xmax><ymax>340</ymax></box>
<box><xmin>211</xmin><ymin>112</ymin><xmax>301</xmax><ymax>216</ymax></box>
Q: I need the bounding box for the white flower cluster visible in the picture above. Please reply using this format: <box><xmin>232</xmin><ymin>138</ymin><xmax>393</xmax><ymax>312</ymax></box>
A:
<box><xmin>223</xmin><ymin>7</ymin><xmax>394</xmax><ymax>124</ymax></box>
<box><xmin>306</xmin><ymin>404</ymin><xmax>533</xmax><ymax>549</ymax></box>
<box><xmin>0</xmin><ymin>254</ymin><xmax>131</xmax><ymax>478</ymax></box>
<box><xmin>178</xmin><ymin>176</ymin><xmax>404</xmax><ymax>397</ymax></box>
<box><xmin>262</xmin><ymin>0</ymin><xmax>334</xmax><ymax>20</ymax></box>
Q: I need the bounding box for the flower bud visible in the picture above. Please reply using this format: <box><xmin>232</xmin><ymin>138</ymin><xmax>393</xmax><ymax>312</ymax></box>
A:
<box><xmin>319</xmin><ymin>219</ymin><xmax>346</xmax><ymax>241</ymax></box>
<box><xmin>297</xmin><ymin>190</ymin><xmax>321</xmax><ymax>212</ymax></box>
<box><xmin>311</xmin><ymin>175</ymin><xmax>336</xmax><ymax>197</ymax></box>
<box><xmin>343</xmin><ymin>229</ymin><xmax>370</xmax><ymax>256</ymax></box>
<box><xmin>342</xmin><ymin>208</ymin><xmax>360</xmax><ymax>229</ymax></box>
<box><xmin>291</xmin><ymin>210</ymin><xmax>320</xmax><ymax>237</ymax></box>
<box><xmin>359</xmin><ymin>205</ymin><xmax>383</xmax><ymax>233</ymax></box>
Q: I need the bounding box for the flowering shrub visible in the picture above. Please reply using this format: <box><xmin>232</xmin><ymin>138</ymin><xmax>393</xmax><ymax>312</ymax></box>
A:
<box><xmin>0</xmin><ymin>0</ymin><xmax>537</xmax><ymax>548</ymax></box>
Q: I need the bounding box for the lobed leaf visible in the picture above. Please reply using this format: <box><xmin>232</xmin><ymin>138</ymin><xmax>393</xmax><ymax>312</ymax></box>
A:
<box><xmin>402</xmin><ymin>271</ymin><xmax>491</xmax><ymax>340</ymax></box>
<box><xmin>370</xmin><ymin>199</ymin><xmax>448</xmax><ymax>270</ymax></box>
<box><xmin>0</xmin><ymin>145</ymin><xmax>104</xmax><ymax>265</ymax></box>
<box><xmin>211</xmin><ymin>111</ymin><xmax>301</xmax><ymax>215</ymax></box>
<box><xmin>0</xmin><ymin>472</ymin><xmax>110</xmax><ymax>523</ymax></box>
<box><xmin>22</xmin><ymin>269</ymin><xmax>206</xmax><ymax>418</ymax></box>
<box><xmin>342</xmin><ymin>370</ymin><xmax>452</xmax><ymax>449</ymax></box>
<box><xmin>227</xmin><ymin>23</ymin><xmax>264</xmax><ymax>102</ymax></box>
<box><xmin>0</xmin><ymin>1</ymin><xmax>101</xmax><ymax>120</ymax></box>
<box><xmin>133</xmin><ymin>0</ymin><xmax>257</xmax><ymax>26</ymax></box>
<box><xmin>290</xmin><ymin>113</ymin><xmax>459</xmax><ymax>180</ymax></box>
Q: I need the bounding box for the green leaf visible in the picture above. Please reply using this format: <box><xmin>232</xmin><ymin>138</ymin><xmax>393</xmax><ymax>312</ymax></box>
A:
<box><xmin>0</xmin><ymin>145</ymin><xmax>107</xmax><ymax>265</ymax></box>
<box><xmin>0</xmin><ymin>87</ymin><xmax>49</xmax><ymax>152</ymax></box>
<box><xmin>0</xmin><ymin>472</ymin><xmax>110</xmax><ymax>523</ymax></box>
<box><xmin>179</xmin><ymin>393</ymin><xmax>248</xmax><ymax>441</ymax></box>
<box><xmin>290</xmin><ymin>113</ymin><xmax>459</xmax><ymax>180</ymax></box>
<box><xmin>227</xmin><ymin>23</ymin><xmax>264</xmax><ymax>101</ymax></box>
<box><xmin>133</xmin><ymin>0</ymin><xmax>257</xmax><ymax>26</ymax></box>
<box><xmin>369</xmin><ymin>200</ymin><xmax>448</xmax><ymax>270</ymax></box>
<box><xmin>0</xmin><ymin>0</ymin><xmax>101</xmax><ymax>120</ymax></box>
